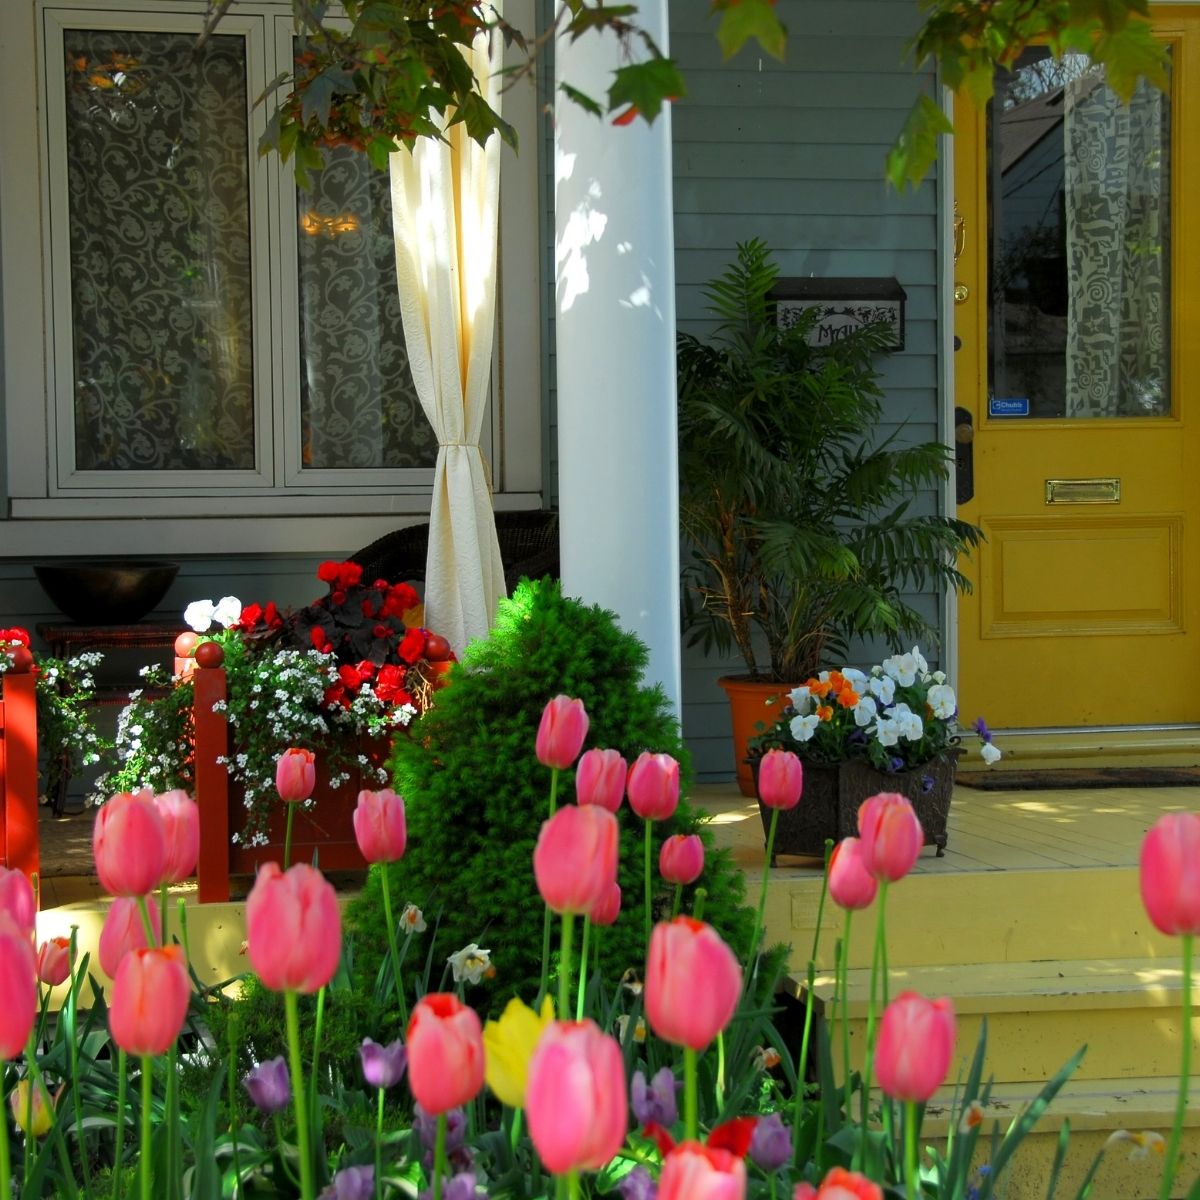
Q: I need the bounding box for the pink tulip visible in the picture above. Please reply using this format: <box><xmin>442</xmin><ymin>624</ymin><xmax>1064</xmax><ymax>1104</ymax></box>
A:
<box><xmin>827</xmin><ymin>838</ymin><xmax>878</xmax><ymax>911</ymax></box>
<box><xmin>0</xmin><ymin>914</ymin><xmax>37</xmax><ymax>1059</ymax></box>
<box><xmin>533</xmin><ymin>804</ymin><xmax>619</xmax><ymax>916</ymax></box>
<box><xmin>1140</xmin><ymin>813</ymin><xmax>1200</xmax><ymax>936</ymax></box>
<box><xmin>352</xmin><ymin>788</ymin><xmax>408</xmax><ymax>864</ymax></box>
<box><xmin>406</xmin><ymin>993</ymin><xmax>485</xmax><ymax>1114</ymax></box>
<box><xmin>108</xmin><ymin>945</ymin><xmax>191</xmax><ymax>1057</ymax></box>
<box><xmin>658</xmin><ymin>1142</ymin><xmax>747</xmax><ymax>1200</ymax></box>
<box><xmin>793</xmin><ymin>1167</ymin><xmax>883</xmax><ymax>1200</ymax></box>
<box><xmin>275</xmin><ymin>748</ymin><xmax>316</xmax><ymax>803</ymax></box>
<box><xmin>536</xmin><ymin>695</ymin><xmax>589</xmax><ymax>770</ymax></box>
<box><xmin>575</xmin><ymin>748</ymin><xmax>627</xmax><ymax>812</ymax></box>
<box><xmin>758</xmin><ymin>749</ymin><xmax>803</xmax><ymax>810</ymax></box>
<box><xmin>590</xmin><ymin>881</ymin><xmax>622</xmax><ymax>927</ymax></box>
<box><xmin>153</xmin><ymin>789</ymin><xmax>199</xmax><ymax>884</ymax></box>
<box><xmin>874</xmin><ymin>991</ymin><xmax>956</xmax><ymax>1103</ymax></box>
<box><xmin>36</xmin><ymin>937</ymin><xmax>71</xmax><ymax>987</ymax></box>
<box><xmin>246</xmin><ymin>863</ymin><xmax>341</xmax><ymax>994</ymax></box>
<box><xmin>0</xmin><ymin>865</ymin><xmax>36</xmax><ymax>935</ymax></box>
<box><xmin>627</xmin><ymin>752</ymin><xmax>680</xmax><ymax>821</ymax></box>
<box><xmin>660</xmin><ymin>834</ymin><xmax>705</xmax><ymax>886</ymax></box>
<box><xmin>645</xmin><ymin>917</ymin><xmax>742</xmax><ymax>1050</ymax></box>
<box><xmin>92</xmin><ymin>791</ymin><xmax>167</xmax><ymax>897</ymax></box>
<box><xmin>99</xmin><ymin>895</ymin><xmax>160</xmax><ymax>979</ymax></box>
<box><xmin>526</xmin><ymin>1019</ymin><xmax>627</xmax><ymax>1173</ymax></box>
<box><xmin>857</xmin><ymin>792</ymin><xmax>923</xmax><ymax>882</ymax></box>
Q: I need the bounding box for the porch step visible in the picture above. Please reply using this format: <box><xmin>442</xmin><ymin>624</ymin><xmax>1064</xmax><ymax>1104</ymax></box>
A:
<box><xmin>979</xmin><ymin>728</ymin><xmax>1200</xmax><ymax>772</ymax></box>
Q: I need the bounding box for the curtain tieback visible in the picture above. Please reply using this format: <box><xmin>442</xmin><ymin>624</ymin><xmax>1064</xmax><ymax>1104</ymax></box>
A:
<box><xmin>436</xmin><ymin>441</ymin><xmax>494</xmax><ymax>499</ymax></box>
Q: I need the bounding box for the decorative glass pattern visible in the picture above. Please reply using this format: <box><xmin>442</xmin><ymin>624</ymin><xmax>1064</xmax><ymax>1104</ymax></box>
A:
<box><xmin>64</xmin><ymin>28</ymin><xmax>255</xmax><ymax>470</ymax></box>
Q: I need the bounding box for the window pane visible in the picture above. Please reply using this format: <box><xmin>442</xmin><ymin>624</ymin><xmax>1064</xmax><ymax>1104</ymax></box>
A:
<box><xmin>64</xmin><ymin>28</ymin><xmax>255</xmax><ymax>470</ymax></box>
<box><xmin>988</xmin><ymin>48</ymin><xmax>1171</xmax><ymax>418</ymax></box>
<box><xmin>297</xmin><ymin>144</ymin><xmax>435</xmax><ymax>469</ymax></box>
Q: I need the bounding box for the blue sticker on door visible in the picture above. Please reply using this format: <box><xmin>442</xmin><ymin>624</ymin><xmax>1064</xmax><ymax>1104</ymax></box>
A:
<box><xmin>989</xmin><ymin>397</ymin><xmax>1030</xmax><ymax>417</ymax></box>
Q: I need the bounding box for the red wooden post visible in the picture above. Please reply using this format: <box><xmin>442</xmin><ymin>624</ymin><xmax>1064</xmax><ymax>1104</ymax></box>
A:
<box><xmin>0</xmin><ymin>670</ymin><xmax>40</xmax><ymax>880</ymax></box>
<box><xmin>193</xmin><ymin>660</ymin><xmax>231</xmax><ymax>903</ymax></box>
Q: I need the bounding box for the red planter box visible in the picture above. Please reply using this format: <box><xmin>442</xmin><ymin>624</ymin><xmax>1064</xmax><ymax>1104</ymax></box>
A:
<box><xmin>193</xmin><ymin>664</ymin><xmax>385</xmax><ymax>903</ymax></box>
<box><xmin>0</xmin><ymin>669</ymin><xmax>39</xmax><ymax>880</ymax></box>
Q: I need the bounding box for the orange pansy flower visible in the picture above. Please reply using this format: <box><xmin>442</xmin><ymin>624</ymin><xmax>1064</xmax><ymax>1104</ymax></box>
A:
<box><xmin>838</xmin><ymin>687</ymin><xmax>860</xmax><ymax>708</ymax></box>
<box><xmin>816</xmin><ymin>705</ymin><xmax>834</xmax><ymax>722</ymax></box>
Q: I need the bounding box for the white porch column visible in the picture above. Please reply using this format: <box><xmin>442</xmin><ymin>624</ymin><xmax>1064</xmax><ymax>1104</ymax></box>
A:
<box><xmin>553</xmin><ymin>4</ymin><xmax>681</xmax><ymax>718</ymax></box>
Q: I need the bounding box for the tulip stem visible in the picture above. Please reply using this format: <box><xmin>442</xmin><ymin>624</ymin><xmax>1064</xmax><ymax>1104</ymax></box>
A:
<box><xmin>567</xmin><ymin>1169</ymin><xmax>580</xmax><ymax>1200</ymax></box>
<box><xmin>559</xmin><ymin>911</ymin><xmax>576</xmax><ymax>1026</ymax></box>
<box><xmin>135</xmin><ymin>897</ymin><xmax>156</xmax><ymax>947</ymax></box>
<box><xmin>748</xmin><ymin>808</ymin><xmax>781</xmax><ymax>989</ymax></box>
<box><xmin>716</xmin><ymin>1032</ymin><xmax>726</xmax><ymax>1109</ymax></box>
<box><xmin>684</xmin><ymin>1047</ymin><xmax>698</xmax><ymax>1142</ymax></box>
<box><xmin>576</xmin><ymin>917</ymin><xmax>591</xmax><ymax>1021</ymax></box>
<box><xmin>284</xmin><ymin>804</ymin><xmax>296</xmax><ymax>872</ymax></box>
<box><xmin>112</xmin><ymin>1048</ymin><xmax>127</xmax><ymax>1200</ymax></box>
<box><xmin>693</xmin><ymin>887</ymin><xmax>707</xmax><ymax>921</ymax></box>
<box><xmin>66</xmin><ymin>928</ymin><xmax>93</xmax><ymax>1198</ymax></box>
<box><xmin>1161</xmin><ymin>932</ymin><xmax>1192</xmax><ymax>1200</ymax></box>
<box><xmin>27</xmin><ymin>1039</ymin><xmax>76</xmax><ymax>1197</ymax></box>
<box><xmin>225</xmin><ymin>1011</ymin><xmax>241</xmax><ymax>1200</ymax></box>
<box><xmin>139</xmin><ymin>1058</ymin><xmax>152</xmax><ymax>1200</ymax></box>
<box><xmin>374</xmin><ymin>1087</ymin><xmax>385</xmax><ymax>1200</ymax></box>
<box><xmin>840</xmin><ymin>913</ymin><xmax>854</xmax><ymax>1131</ymax></box>
<box><xmin>158</xmin><ymin>884</ymin><xmax>168</xmax><ymax>946</ymax></box>
<box><xmin>432</xmin><ymin>1113</ymin><xmax>447</xmax><ymax>1200</ymax></box>
<box><xmin>904</xmin><ymin>1100</ymin><xmax>919</xmax><ymax>1199</ymax></box>
<box><xmin>858</xmin><ymin>879</ymin><xmax>890</xmax><ymax>1177</ymax></box>
<box><xmin>796</xmin><ymin>845</ymin><xmax>833</xmax><ymax>1140</ymax></box>
<box><xmin>380</xmin><ymin>868</ymin><xmax>408</xmax><ymax>1025</ymax></box>
<box><xmin>0</xmin><ymin>1090</ymin><xmax>11</xmax><ymax>1200</ymax></box>
<box><xmin>310</xmin><ymin>986</ymin><xmax>326</xmax><ymax>1127</ymax></box>
<box><xmin>671</xmin><ymin>883</ymin><xmax>682</xmax><ymax>920</ymax></box>
<box><xmin>284</xmin><ymin>991</ymin><xmax>315</xmax><ymax>1200</ymax></box>
<box><xmin>643</xmin><ymin>820</ymin><xmax>653</xmax><ymax>953</ymax></box>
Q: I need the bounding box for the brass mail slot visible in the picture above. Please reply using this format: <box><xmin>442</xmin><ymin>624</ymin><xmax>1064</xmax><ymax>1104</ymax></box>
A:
<box><xmin>1045</xmin><ymin>477</ymin><xmax>1121</xmax><ymax>505</ymax></box>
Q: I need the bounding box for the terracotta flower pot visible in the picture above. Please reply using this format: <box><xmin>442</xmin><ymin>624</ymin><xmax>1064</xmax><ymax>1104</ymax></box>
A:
<box><xmin>717</xmin><ymin>675</ymin><xmax>795</xmax><ymax>798</ymax></box>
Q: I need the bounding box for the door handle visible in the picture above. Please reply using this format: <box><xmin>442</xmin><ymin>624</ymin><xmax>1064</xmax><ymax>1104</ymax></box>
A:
<box><xmin>954</xmin><ymin>406</ymin><xmax>974</xmax><ymax>504</ymax></box>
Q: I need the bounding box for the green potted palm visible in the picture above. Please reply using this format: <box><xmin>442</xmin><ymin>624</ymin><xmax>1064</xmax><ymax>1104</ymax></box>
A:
<box><xmin>678</xmin><ymin>239</ymin><xmax>982</xmax><ymax>796</ymax></box>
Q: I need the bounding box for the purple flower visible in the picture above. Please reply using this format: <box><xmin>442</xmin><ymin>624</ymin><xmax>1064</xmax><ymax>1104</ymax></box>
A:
<box><xmin>414</xmin><ymin>1103</ymin><xmax>467</xmax><ymax>1153</ymax></box>
<box><xmin>973</xmin><ymin>717</ymin><xmax>992</xmax><ymax>743</ymax></box>
<box><xmin>360</xmin><ymin>1037</ymin><xmax>407</xmax><ymax>1089</ymax></box>
<box><xmin>618</xmin><ymin>1166</ymin><xmax>658</xmax><ymax>1200</ymax></box>
<box><xmin>749</xmin><ymin>1112</ymin><xmax>793</xmax><ymax>1171</ymax></box>
<box><xmin>847</xmin><ymin>730</ymin><xmax>868</xmax><ymax>748</ymax></box>
<box><xmin>419</xmin><ymin>1173</ymin><xmax>483</xmax><ymax>1200</ymax></box>
<box><xmin>630</xmin><ymin>1067</ymin><xmax>679</xmax><ymax>1127</ymax></box>
<box><xmin>889</xmin><ymin>756</ymin><xmax>905</xmax><ymax>773</ymax></box>
<box><xmin>241</xmin><ymin>1056</ymin><xmax>290</xmax><ymax>1114</ymax></box>
<box><xmin>921</xmin><ymin>773</ymin><xmax>935</xmax><ymax>794</ymax></box>
<box><xmin>320</xmin><ymin>1165</ymin><xmax>374</xmax><ymax>1200</ymax></box>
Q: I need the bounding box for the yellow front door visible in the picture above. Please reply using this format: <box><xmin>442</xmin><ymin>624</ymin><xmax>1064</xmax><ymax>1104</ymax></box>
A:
<box><xmin>955</xmin><ymin>8</ymin><xmax>1200</xmax><ymax>730</ymax></box>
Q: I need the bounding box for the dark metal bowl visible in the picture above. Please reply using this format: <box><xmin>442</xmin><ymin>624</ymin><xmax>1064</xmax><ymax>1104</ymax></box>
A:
<box><xmin>34</xmin><ymin>560</ymin><xmax>180</xmax><ymax>625</ymax></box>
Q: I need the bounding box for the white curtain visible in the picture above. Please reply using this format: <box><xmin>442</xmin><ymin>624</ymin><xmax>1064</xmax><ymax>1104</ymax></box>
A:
<box><xmin>389</xmin><ymin>26</ymin><xmax>505</xmax><ymax>653</ymax></box>
<box><xmin>1064</xmin><ymin>71</ymin><xmax>1167</xmax><ymax>417</ymax></box>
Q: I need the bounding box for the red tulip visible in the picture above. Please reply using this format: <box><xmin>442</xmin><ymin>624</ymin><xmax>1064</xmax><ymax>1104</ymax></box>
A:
<box><xmin>646</xmin><ymin>918</ymin><xmax>742</xmax><ymax>1050</ymax></box>
<box><xmin>92</xmin><ymin>791</ymin><xmax>167</xmax><ymax>897</ymax></box>
<box><xmin>0</xmin><ymin>914</ymin><xmax>37</xmax><ymax>1059</ymax></box>
<box><xmin>99</xmin><ymin>896</ymin><xmax>160</xmax><ymax>979</ymax></box>
<box><xmin>36</xmin><ymin>937</ymin><xmax>71</xmax><ymax>987</ymax></box>
<box><xmin>627</xmin><ymin>752</ymin><xmax>680</xmax><ymax>821</ymax></box>
<box><xmin>246</xmin><ymin>863</ymin><xmax>341</xmax><ymax>994</ymax></box>
<box><xmin>526</xmin><ymin>1019</ymin><xmax>627</xmax><ymax>1173</ymax></box>
<box><xmin>575</xmin><ymin>748</ymin><xmax>627</xmax><ymax>812</ymax></box>
<box><xmin>352</xmin><ymin>788</ymin><xmax>408</xmax><ymax>864</ymax></box>
<box><xmin>406</xmin><ymin>993</ymin><xmax>485</xmax><ymax>1114</ymax></box>
<box><xmin>659</xmin><ymin>834</ymin><xmax>705</xmax><ymax>886</ymax></box>
<box><xmin>590</xmin><ymin>881</ymin><xmax>622</xmax><ymax>927</ymax></box>
<box><xmin>793</xmin><ymin>1166</ymin><xmax>883</xmax><ymax>1200</ymax></box>
<box><xmin>1140</xmin><ymin>813</ymin><xmax>1200</xmax><ymax>936</ymax></box>
<box><xmin>108</xmin><ymin>945</ymin><xmax>191</xmax><ymax>1057</ymax></box>
<box><xmin>533</xmin><ymin>804</ymin><xmax>619</xmax><ymax>916</ymax></box>
<box><xmin>758</xmin><ymin>749</ymin><xmax>803</xmax><ymax>810</ymax></box>
<box><xmin>827</xmin><ymin>838</ymin><xmax>878</xmax><ymax>911</ymax></box>
<box><xmin>874</xmin><ymin>991</ymin><xmax>956</xmax><ymax>1103</ymax></box>
<box><xmin>658</xmin><ymin>1142</ymin><xmax>747</xmax><ymax>1200</ymax></box>
<box><xmin>857</xmin><ymin>792</ymin><xmax>923</xmax><ymax>882</ymax></box>
<box><xmin>275</xmin><ymin>748</ymin><xmax>316</xmax><ymax>803</ymax></box>
<box><xmin>0</xmin><ymin>865</ymin><xmax>36</xmax><ymax>935</ymax></box>
<box><xmin>153</xmin><ymin>789</ymin><xmax>199</xmax><ymax>884</ymax></box>
<box><xmin>536</xmin><ymin>695</ymin><xmax>589</xmax><ymax>770</ymax></box>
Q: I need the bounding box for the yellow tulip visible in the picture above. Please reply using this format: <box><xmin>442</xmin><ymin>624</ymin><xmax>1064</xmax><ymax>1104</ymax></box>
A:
<box><xmin>9</xmin><ymin>1080</ymin><xmax>54</xmax><ymax>1138</ymax></box>
<box><xmin>482</xmin><ymin>995</ymin><xmax>553</xmax><ymax>1108</ymax></box>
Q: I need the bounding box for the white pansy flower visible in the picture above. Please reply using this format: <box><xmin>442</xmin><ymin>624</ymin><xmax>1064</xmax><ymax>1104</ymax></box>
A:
<box><xmin>212</xmin><ymin>596</ymin><xmax>243</xmax><ymax>628</ymax></box>
<box><xmin>448</xmin><ymin>942</ymin><xmax>492</xmax><ymax>984</ymax></box>
<box><xmin>926</xmin><ymin>684</ymin><xmax>957</xmax><ymax>719</ymax></box>
<box><xmin>980</xmin><ymin>742</ymin><xmax>1002</xmax><ymax>765</ymax></box>
<box><xmin>911</xmin><ymin>646</ymin><xmax>929</xmax><ymax>674</ymax></box>
<box><xmin>890</xmin><ymin>702</ymin><xmax>924</xmax><ymax>741</ymax></box>
<box><xmin>788</xmin><ymin>685</ymin><xmax>813</xmax><ymax>715</ymax></box>
<box><xmin>852</xmin><ymin>695</ymin><xmax>878</xmax><ymax>727</ymax></box>
<box><xmin>873</xmin><ymin>718</ymin><xmax>901</xmax><ymax>748</ymax></box>
<box><xmin>184</xmin><ymin>599</ymin><xmax>216</xmax><ymax>632</ymax></box>
<box><xmin>882</xmin><ymin>652</ymin><xmax>920</xmax><ymax>687</ymax></box>
<box><xmin>841</xmin><ymin>668</ymin><xmax>868</xmax><ymax>692</ymax></box>
<box><xmin>931</xmin><ymin>670</ymin><xmax>947</xmax><ymax>684</ymax></box>
<box><xmin>868</xmin><ymin>674</ymin><xmax>895</xmax><ymax>704</ymax></box>
<box><xmin>789</xmin><ymin>713</ymin><xmax>819</xmax><ymax>743</ymax></box>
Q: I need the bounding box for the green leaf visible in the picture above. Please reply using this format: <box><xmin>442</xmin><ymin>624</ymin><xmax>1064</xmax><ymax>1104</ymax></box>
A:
<box><xmin>300</xmin><ymin>70</ymin><xmax>338</xmax><ymax>128</ymax></box>
<box><xmin>886</xmin><ymin>92</ymin><xmax>953</xmax><ymax>191</ymax></box>
<box><xmin>1095</xmin><ymin>19</ymin><xmax>1170</xmax><ymax>101</ymax></box>
<box><xmin>606</xmin><ymin>58</ymin><xmax>687</xmax><ymax>124</ymax></box>
<box><xmin>365</xmin><ymin>134</ymin><xmax>397</xmax><ymax>170</ymax></box>
<box><xmin>715</xmin><ymin>1</ymin><xmax>787</xmax><ymax>62</ymax></box>
<box><xmin>558</xmin><ymin>82</ymin><xmax>604</xmax><ymax>119</ymax></box>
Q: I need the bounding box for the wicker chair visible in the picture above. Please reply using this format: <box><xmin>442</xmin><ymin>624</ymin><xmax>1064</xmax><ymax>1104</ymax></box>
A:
<box><xmin>351</xmin><ymin>510</ymin><xmax>560</xmax><ymax>594</ymax></box>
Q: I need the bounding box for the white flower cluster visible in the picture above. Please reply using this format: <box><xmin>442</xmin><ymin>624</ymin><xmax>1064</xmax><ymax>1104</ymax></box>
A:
<box><xmin>184</xmin><ymin>595</ymin><xmax>243</xmax><ymax>633</ymax></box>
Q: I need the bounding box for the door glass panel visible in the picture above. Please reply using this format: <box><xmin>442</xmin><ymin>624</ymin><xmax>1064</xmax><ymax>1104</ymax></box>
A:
<box><xmin>988</xmin><ymin>47</ymin><xmax>1171</xmax><ymax>418</ymax></box>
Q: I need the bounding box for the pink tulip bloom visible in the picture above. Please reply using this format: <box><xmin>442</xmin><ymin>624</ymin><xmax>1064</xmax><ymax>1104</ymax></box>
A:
<box><xmin>1140</xmin><ymin>813</ymin><xmax>1200</xmax><ymax>936</ymax></box>
<box><xmin>0</xmin><ymin>914</ymin><xmax>37</xmax><ymax>1060</ymax></box>
<box><xmin>36</xmin><ymin>937</ymin><xmax>71</xmax><ymax>987</ymax></box>
<box><xmin>590</xmin><ymin>881</ymin><xmax>622</xmax><ymax>927</ymax></box>
<box><xmin>793</xmin><ymin>1166</ymin><xmax>883</xmax><ymax>1200</ymax></box>
<box><xmin>645</xmin><ymin>917</ymin><xmax>742</xmax><ymax>1051</ymax></box>
<box><xmin>658</xmin><ymin>1142</ymin><xmax>747</xmax><ymax>1200</ymax></box>
<box><xmin>627</xmin><ymin>752</ymin><xmax>680</xmax><ymax>821</ymax></box>
<box><xmin>92</xmin><ymin>791</ymin><xmax>167</xmax><ymax>897</ymax></box>
<box><xmin>352</xmin><ymin>788</ymin><xmax>408</xmax><ymax>864</ymax></box>
<box><xmin>108</xmin><ymin>945</ymin><xmax>191</xmax><ymax>1057</ymax></box>
<box><xmin>857</xmin><ymin>792</ymin><xmax>923</xmax><ymax>882</ymax></box>
<box><xmin>827</xmin><ymin>838</ymin><xmax>878</xmax><ymax>911</ymax></box>
<box><xmin>526</xmin><ymin>1020</ymin><xmax>627</xmax><ymax>1174</ymax></box>
<box><xmin>758</xmin><ymin>749</ymin><xmax>803</xmax><ymax>810</ymax></box>
<box><xmin>575</xmin><ymin>748</ymin><xmax>627</xmax><ymax>812</ymax></box>
<box><xmin>0</xmin><ymin>865</ymin><xmax>36</xmax><ymax>935</ymax></box>
<box><xmin>659</xmin><ymin>834</ymin><xmax>705</xmax><ymax>886</ymax></box>
<box><xmin>536</xmin><ymin>695</ymin><xmax>589</xmax><ymax>770</ymax></box>
<box><xmin>246</xmin><ymin>863</ymin><xmax>341</xmax><ymax>994</ymax></box>
<box><xmin>874</xmin><ymin>991</ymin><xmax>956</xmax><ymax>1103</ymax></box>
<box><xmin>406</xmin><ymin>993</ymin><xmax>485</xmax><ymax>1114</ymax></box>
<box><xmin>275</xmin><ymin>748</ymin><xmax>317</xmax><ymax>803</ymax></box>
<box><xmin>533</xmin><ymin>804</ymin><xmax>619</xmax><ymax>916</ymax></box>
<box><xmin>99</xmin><ymin>895</ymin><xmax>160</xmax><ymax>979</ymax></box>
<box><xmin>153</xmin><ymin>789</ymin><xmax>200</xmax><ymax>885</ymax></box>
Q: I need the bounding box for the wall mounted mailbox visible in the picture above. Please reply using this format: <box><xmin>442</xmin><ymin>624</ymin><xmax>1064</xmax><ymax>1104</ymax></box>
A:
<box><xmin>770</xmin><ymin>277</ymin><xmax>907</xmax><ymax>352</ymax></box>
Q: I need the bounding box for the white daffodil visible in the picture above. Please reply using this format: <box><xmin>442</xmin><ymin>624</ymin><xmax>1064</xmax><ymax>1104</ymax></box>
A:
<box><xmin>184</xmin><ymin>599</ymin><xmax>216</xmax><ymax>633</ymax></box>
<box><xmin>853</xmin><ymin>695</ymin><xmax>878</xmax><ymax>727</ymax></box>
<box><xmin>212</xmin><ymin>596</ymin><xmax>243</xmax><ymax>628</ymax></box>
<box><xmin>927</xmin><ymin>683</ymin><xmax>957</xmax><ymax>719</ymax></box>
<box><xmin>448</xmin><ymin>942</ymin><xmax>492</xmax><ymax>985</ymax></box>
<box><xmin>400</xmin><ymin>903</ymin><xmax>426</xmax><ymax>934</ymax></box>
<box><xmin>788</xmin><ymin>685</ymin><xmax>813</xmax><ymax>715</ymax></box>
<box><xmin>868</xmin><ymin>674</ymin><xmax>895</xmax><ymax>705</ymax></box>
<box><xmin>980</xmin><ymin>741</ymin><xmax>1002</xmax><ymax>765</ymax></box>
<box><xmin>789</xmin><ymin>713</ymin><xmax>819</xmax><ymax>743</ymax></box>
